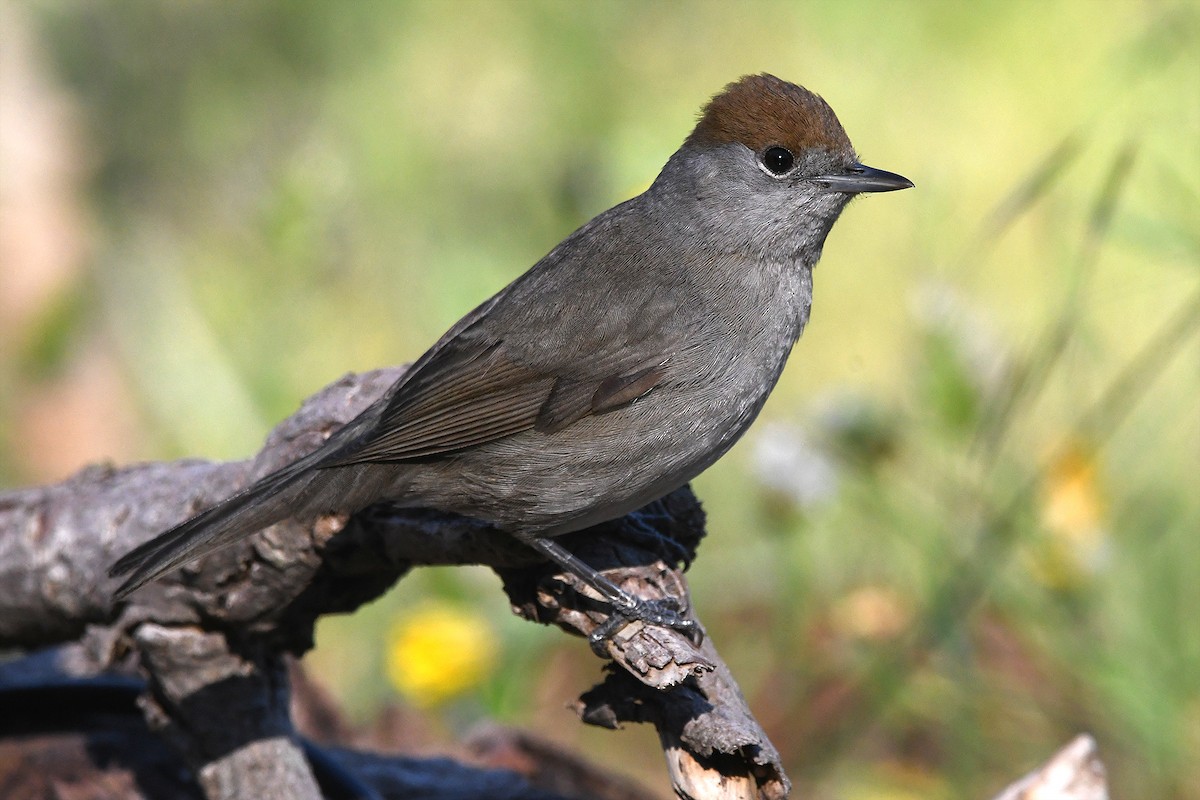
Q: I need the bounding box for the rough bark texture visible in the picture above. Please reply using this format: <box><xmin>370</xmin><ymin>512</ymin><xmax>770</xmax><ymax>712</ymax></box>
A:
<box><xmin>0</xmin><ymin>367</ymin><xmax>789</xmax><ymax>799</ymax></box>
<box><xmin>0</xmin><ymin>368</ymin><xmax>1110</xmax><ymax>799</ymax></box>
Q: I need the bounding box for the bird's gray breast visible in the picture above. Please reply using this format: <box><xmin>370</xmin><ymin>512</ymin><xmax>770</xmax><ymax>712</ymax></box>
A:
<box><xmin>504</xmin><ymin>258</ymin><xmax>811</xmax><ymax>532</ymax></box>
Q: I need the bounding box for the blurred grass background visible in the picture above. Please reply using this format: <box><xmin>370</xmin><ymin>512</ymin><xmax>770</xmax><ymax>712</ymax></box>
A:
<box><xmin>2</xmin><ymin>1</ymin><xmax>1198</xmax><ymax>797</ymax></box>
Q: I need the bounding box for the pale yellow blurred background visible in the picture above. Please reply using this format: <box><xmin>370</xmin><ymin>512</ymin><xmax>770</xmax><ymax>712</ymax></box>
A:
<box><xmin>2</xmin><ymin>2</ymin><xmax>1198</xmax><ymax>798</ymax></box>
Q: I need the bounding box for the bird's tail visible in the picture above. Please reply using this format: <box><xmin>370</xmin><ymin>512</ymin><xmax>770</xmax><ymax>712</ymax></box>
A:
<box><xmin>108</xmin><ymin>458</ymin><xmax>319</xmax><ymax>599</ymax></box>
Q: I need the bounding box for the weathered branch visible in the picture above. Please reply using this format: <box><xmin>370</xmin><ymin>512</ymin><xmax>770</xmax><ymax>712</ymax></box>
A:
<box><xmin>0</xmin><ymin>367</ymin><xmax>787</xmax><ymax>799</ymax></box>
<box><xmin>990</xmin><ymin>735</ymin><xmax>1108</xmax><ymax>800</ymax></box>
<box><xmin>0</xmin><ymin>367</ymin><xmax>1111</xmax><ymax>800</ymax></box>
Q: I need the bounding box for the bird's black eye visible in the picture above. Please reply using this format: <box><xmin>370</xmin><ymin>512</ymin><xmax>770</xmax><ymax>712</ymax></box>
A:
<box><xmin>761</xmin><ymin>146</ymin><xmax>795</xmax><ymax>176</ymax></box>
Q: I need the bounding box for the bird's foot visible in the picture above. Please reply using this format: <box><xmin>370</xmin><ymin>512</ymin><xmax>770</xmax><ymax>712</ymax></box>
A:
<box><xmin>587</xmin><ymin>594</ymin><xmax>700</xmax><ymax>655</ymax></box>
<box><xmin>525</xmin><ymin>536</ymin><xmax>702</xmax><ymax>656</ymax></box>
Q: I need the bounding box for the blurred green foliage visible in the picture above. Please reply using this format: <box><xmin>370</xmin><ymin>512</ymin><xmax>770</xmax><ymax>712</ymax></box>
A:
<box><xmin>4</xmin><ymin>1</ymin><xmax>1199</xmax><ymax>798</ymax></box>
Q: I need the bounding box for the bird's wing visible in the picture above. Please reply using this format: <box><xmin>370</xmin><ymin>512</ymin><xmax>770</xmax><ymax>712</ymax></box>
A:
<box><xmin>319</xmin><ymin>292</ymin><xmax>675</xmax><ymax>466</ymax></box>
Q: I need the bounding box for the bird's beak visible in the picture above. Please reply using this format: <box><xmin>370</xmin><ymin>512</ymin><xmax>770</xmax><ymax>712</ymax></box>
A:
<box><xmin>810</xmin><ymin>162</ymin><xmax>914</xmax><ymax>193</ymax></box>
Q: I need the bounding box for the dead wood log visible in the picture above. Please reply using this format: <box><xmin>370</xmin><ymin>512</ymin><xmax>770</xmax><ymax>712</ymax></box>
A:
<box><xmin>0</xmin><ymin>367</ymin><xmax>787</xmax><ymax>799</ymax></box>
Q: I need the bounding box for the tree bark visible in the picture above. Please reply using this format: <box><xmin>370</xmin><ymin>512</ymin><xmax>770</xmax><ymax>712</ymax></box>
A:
<box><xmin>0</xmin><ymin>367</ymin><xmax>788</xmax><ymax>799</ymax></box>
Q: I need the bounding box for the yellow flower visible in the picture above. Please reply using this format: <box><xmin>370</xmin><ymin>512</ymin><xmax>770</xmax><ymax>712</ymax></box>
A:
<box><xmin>1031</xmin><ymin>440</ymin><xmax>1109</xmax><ymax>587</ymax></box>
<box><xmin>831</xmin><ymin>585</ymin><xmax>911</xmax><ymax>641</ymax></box>
<box><xmin>385</xmin><ymin>603</ymin><xmax>499</xmax><ymax>707</ymax></box>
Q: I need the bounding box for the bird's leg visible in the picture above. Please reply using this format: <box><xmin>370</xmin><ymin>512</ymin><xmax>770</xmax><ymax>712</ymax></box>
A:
<box><xmin>526</xmin><ymin>537</ymin><xmax>698</xmax><ymax>651</ymax></box>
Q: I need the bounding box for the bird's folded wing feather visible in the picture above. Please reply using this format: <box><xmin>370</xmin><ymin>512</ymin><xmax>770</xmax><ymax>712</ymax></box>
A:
<box><xmin>316</xmin><ymin>214</ymin><xmax>692</xmax><ymax>467</ymax></box>
<box><xmin>318</xmin><ymin>316</ymin><xmax>672</xmax><ymax>465</ymax></box>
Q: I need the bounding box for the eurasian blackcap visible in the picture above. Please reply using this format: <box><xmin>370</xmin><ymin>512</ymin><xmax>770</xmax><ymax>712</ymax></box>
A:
<box><xmin>110</xmin><ymin>74</ymin><xmax>912</xmax><ymax>636</ymax></box>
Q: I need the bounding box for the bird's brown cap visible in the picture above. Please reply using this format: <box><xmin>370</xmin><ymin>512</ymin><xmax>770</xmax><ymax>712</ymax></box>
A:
<box><xmin>687</xmin><ymin>74</ymin><xmax>855</xmax><ymax>160</ymax></box>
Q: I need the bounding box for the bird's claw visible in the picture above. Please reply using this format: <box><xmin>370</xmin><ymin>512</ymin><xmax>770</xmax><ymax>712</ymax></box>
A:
<box><xmin>587</xmin><ymin>595</ymin><xmax>701</xmax><ymax>655</ymax></box>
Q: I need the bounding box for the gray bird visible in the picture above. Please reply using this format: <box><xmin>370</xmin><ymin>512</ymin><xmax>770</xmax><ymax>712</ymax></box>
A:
<box><xmin>110</xmin><ymin>74</ymin><xmax>912</xmax><ymax>634</ymax></box>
